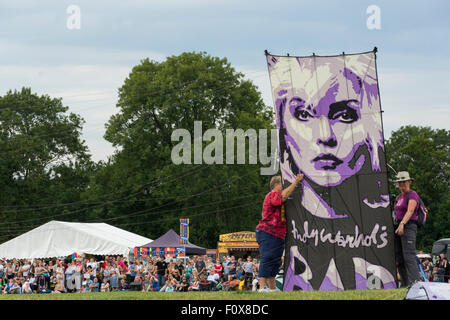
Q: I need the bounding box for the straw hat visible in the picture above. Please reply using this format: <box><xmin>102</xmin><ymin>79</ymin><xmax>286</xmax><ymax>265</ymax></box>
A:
<box><xmin>395</xmin><ymin>171</ymin><xmax>413</xmax><ymax>182</ymax></box>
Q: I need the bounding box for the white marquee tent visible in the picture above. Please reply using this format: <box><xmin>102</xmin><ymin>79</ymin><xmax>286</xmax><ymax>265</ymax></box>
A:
<box><xmin>0</xmin><ymin>220</ymin><xmax>153</xmax><ymax>260</ymax></box>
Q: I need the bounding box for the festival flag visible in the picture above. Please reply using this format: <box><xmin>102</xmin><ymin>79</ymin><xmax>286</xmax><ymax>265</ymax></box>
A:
<box><xmin>71</xmin><ymin>252</ymin><xmax>80</xmax><ymax>259</ymax></box>
<box><xmin>180</xmin><ymin>218</ymin><xmax>189</xmax><ymax>244</ymax></box>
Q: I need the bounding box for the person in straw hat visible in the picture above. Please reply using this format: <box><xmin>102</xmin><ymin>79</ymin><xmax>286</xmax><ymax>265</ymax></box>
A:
<box><xmin>393</xmin><ymin>171</ymin><xmax>421</xmax><ymax>287</ymax></box>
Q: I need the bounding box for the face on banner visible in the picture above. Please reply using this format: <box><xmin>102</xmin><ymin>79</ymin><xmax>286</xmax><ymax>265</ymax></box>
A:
<box><xmin>267</xmin><ymin>51</ymin><xmax>396</xmax><ymax>291</ymax></box>
<box><xmin>269</xmin><ymin>53</ymin><xmax>383</xmax><ymax>188</ymax></box>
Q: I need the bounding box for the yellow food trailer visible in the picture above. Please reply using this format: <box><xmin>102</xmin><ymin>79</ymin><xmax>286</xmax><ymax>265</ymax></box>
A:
<box><xmin>216</xmin><ymin>231</ymin><xmax>259</xmax><ymax>262</ymax></box>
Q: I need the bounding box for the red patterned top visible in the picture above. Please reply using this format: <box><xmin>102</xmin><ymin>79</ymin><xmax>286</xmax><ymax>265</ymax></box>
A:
<box><xmin>256</xmin><ymin>191</ymin><xmax>286</xmax><ymax>239</ymax></box>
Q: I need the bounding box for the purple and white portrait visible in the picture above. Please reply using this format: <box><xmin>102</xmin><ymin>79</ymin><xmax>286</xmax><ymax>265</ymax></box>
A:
<box><xmin>267</xmin><ymin>51</ymin><xmax>396</xmax><ymax>291</ymax></box>
<box><xmin>268</xmin><ymin>52</ymin><xmax>389</xmax><ymax>219</ymax></box>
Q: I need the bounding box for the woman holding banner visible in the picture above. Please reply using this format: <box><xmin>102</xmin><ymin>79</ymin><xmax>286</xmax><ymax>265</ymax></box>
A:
<box><xmin>394</xmin><ymin>171</ymin><xmax>421</xmax><ymax>287</ymax></box>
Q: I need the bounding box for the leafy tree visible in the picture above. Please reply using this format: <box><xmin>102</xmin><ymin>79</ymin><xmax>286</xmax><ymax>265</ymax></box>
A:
<box><xmin>385</xmin><ymin>126</ymin><xmax>450</xmax><ymax>251</ymax></box>
<box><xmin>0</xmin><ymin>88</ymin><xmax>94</xmax><ymax>241</ymax></box>
<box><xmin>85</xmin><ymin>52</ymin><xmax>275</xmax><ymax>248</ymax></box>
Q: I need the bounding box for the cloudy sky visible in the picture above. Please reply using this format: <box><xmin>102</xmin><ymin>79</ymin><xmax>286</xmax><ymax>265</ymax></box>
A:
<box><xmin>0</xmin><ymin>0</ymin><xmax>448</xmax><ymax>162</ymax></box>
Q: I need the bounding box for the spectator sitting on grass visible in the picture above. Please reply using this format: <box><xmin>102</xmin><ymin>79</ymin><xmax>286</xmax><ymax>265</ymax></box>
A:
<box><xmin>130</xmin><ymin>275</ymin><xmax>143</xmax><ymax>291</ymax></box>
<box><xmin>150</xmin><ymin>274</ymin><xmax>160</xmax><ymax>292</ymax></box>
<box><xmin>252</xmin><ymin>274</ymin><xmax>259</xmax><ymax>291</ymax></box>
<box><xmin>223</xmin><ymin>274</ymin><xmax>240</xmax><ymax>291</ymax></box>
<box><xmin>100</xmin><ymin>277</ymin><xmax>110</xmax><ymax>292</ymax></box>
<box><xmin>188</xmin><ymin>275</ymin><xmax>200</xmax><ymax>291</ymax></box>
<box><xmin>160</xmin><ymin>275</ymin><xmax>177</xmax><ymax>292</ymax></box>
<box><xmin>118</xmin><ymin>278</ymin><xmax>128</xmax><ymax>291</ymax></box>
<box><xmin>9</xmin><ymin>278</ymin><xmax>21</xmax><ymax>294</ymax></box>
<box><xmin>209</xmin><ymin>272</ymin><xmax>220</xmax><ymax>283</ymax></box>
<box><xmin>52</xmin><ymin>278</ymin><xmax>65</xmax><ymax>294</ymax></box>
<box><xmin>172</xmin><ymin>268</ymin><xmax>181</xmax><ymax>282</ymax></box>
<box><xmin>28</xmin><ymin>274</ymin><xmax>37</xmax><ymax>293</ymax></box>
<box><xmin>2</xmin><ymin>278</ymin><xmax>14</xmax><ymax>294</ymax></box>
<box><xmin>142</xmin><ymin>274</ymin><xmax>152</xmax><ymax>292</ymax></box>
<box><xmin>21</xmin><ymin>278</ymin><xmax>32</xmax><ymax>294</ymax></box>
<box><xmin>207</xmin><ymin>272</ymin><xmax>220</xmax><ymax>290</ymax></box>
<box><xmin>215</xmin><ymin>276</ymin><xmax>224</xmax><ymax>291</ymax></box>
<box><xmin>198</xmin><ymin>276</ymin><xmax>210</xmax><ymax>291</ymax></box>
<box><xmin>81</xmin><ymin>281</ymin><xmax>89</xmax><ymax>293</ymax></box>
<box><xmin>176</xmin><ymin>275</ymin><xmax>189</xmax><ymax>292</ymax></box>
<box><xmin>238</xmin><ymin>275</ymin><xmax>247</xmax><ymax>290</ymax></box>
<box><xmin>169</xmin><ymin>274</ymin><xmax>178</xmax><ymax>288</ymax></box>
<box><xmin>49</xmin><ymin>276</ymin><xmax>57</xmax><ymax>292</ymax></box>
<box><xmin>88</xmin><ymin>277</ymin><xmax>100</xmax><ymax>292</ymax></box>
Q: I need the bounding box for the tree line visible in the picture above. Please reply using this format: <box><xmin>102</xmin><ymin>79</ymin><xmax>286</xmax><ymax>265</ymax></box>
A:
<box><xmin>0</xmin><ymin>52</ymin><xmax>448</xmax><ymax>251</ymax></box>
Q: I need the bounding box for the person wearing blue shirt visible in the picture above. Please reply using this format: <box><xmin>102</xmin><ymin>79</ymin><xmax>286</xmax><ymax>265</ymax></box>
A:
<box><xmin>103</xmin><ymin>267</ymin><xmax>111</xmax><ymax>283</ymax></box>
<box><xmin>110</xmin><ymin>271</ymin><xmax>119</xmax><ymax>290</ymax></box>
<box><xmin>88</xmin><ymin>277</ymin><xmax>100</xmax><ymax>292</ymax></box>
<box><xmin>4</xmin><ymin>278</ymin><xmax>14</xmax><ymax>294</ymax></box>
<box><xmin>129</xmin><ymin>262</ymin><xmax>137</xmax><ymax>282</ymax></box>
<box><xmin>152</xmin><ymin>275</ymin><xmax>160</xmax><ymax>292</ymax></box>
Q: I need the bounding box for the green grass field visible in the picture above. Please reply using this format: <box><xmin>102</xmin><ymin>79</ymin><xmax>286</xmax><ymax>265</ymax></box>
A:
<box><xmin>0</xmin><ymin>288</ymin><xmax>408</xmax><ymax>300</ymax></box>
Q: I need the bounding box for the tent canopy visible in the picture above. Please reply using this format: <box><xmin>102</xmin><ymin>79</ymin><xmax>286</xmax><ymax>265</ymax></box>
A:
<box><xmin>139</xmin><ymin>229</ymin><xmax>206</xmax><ymax>255</ymax></box>
<box><xmin>0</xmin><ymin>220</ymin><xmax>152</xmax><ymax>260</ymax></box>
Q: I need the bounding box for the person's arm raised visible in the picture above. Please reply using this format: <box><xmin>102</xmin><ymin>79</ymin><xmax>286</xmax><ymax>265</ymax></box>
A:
<box><xmin>281</xmin><ymin>174</ymin><xmax>304</xmax><ymax>202</ymax></box>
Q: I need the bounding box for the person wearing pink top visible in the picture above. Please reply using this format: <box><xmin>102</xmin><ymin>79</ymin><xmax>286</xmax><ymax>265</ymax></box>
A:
<box><xmin>393</xmin><ymin>171</ymin><xmax>421</xmax><ymax>287</ymax></box>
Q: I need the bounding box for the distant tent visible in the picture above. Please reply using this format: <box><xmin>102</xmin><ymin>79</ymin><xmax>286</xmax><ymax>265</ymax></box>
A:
<box><xmin>139</xmin><ymin>229</ymin><xmax>206</xmax><ymax>255</ymax></box>
<box><xmin>0</xmin><ymin>220</ymin><xmax>152</xmax><ymax>259</ymax></box>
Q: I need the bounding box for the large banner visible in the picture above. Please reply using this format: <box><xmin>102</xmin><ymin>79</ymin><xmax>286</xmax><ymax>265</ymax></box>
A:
<box><xmin>266</xmin><ymin>50</ymin><xmax>396</xmax><ymax>290</ymax></box>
